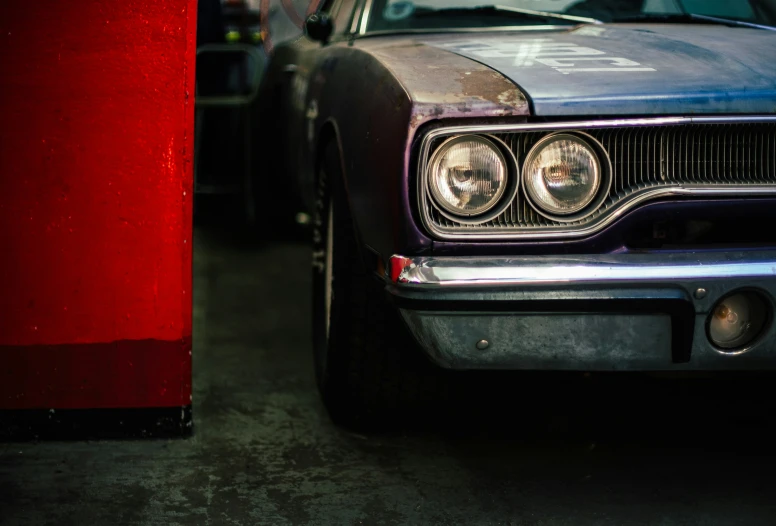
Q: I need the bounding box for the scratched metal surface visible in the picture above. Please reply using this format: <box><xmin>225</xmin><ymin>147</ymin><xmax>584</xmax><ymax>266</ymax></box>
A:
<box><xmin>421</xmin><ymin>24</ymin><xmax>776</xmax><ymax>116</ymax></box>
<box><xmin>361</xmin><ymin>38</ymin><xmax>530</xmax><ymax>126</ymax></box>
<box><xmin>401</xmin><ymin>310</ymin><xmax>673</xmax><ymax>370</ymax></box>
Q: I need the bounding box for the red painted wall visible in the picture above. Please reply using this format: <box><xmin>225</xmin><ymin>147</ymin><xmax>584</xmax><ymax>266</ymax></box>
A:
<box><xmin>0</xmin><ymin>1</ymin><xmax>196</xmax><ymax>409</ymax></box>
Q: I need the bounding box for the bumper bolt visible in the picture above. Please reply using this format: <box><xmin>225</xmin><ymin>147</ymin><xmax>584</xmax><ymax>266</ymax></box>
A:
<box><xmin>695</xmin><ymin>288</ymin><xmax>708</xmax><ymax>300</ymax></box>
<box><xmin>476</xmin><ymin>339</ymin><xmax>489</xmax><ymax>350</ymax></box>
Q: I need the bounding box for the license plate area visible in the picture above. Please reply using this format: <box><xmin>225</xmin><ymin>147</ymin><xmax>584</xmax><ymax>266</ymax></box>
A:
<box><xmin>401</xmin><ymin>310</ymin><xmax>676</xmax><ymax>370</ymax></box>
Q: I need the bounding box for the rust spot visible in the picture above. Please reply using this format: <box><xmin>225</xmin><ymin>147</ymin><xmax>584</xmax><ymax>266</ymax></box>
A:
<box><xmin>461</xmin><ymin>70</ymin><xmax>524</xmax><ymax>110</ymax></box>
<box><xmin>365</xmin><ymin>40</ymin><xmax>529</xmax><ymax>120</ymax></box>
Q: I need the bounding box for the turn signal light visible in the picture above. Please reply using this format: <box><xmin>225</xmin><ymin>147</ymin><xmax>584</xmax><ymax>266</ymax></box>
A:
<box><xmin>707</xmin><ymin>291</ymin><xmax>769</xmax><ymax>351</ymax></box>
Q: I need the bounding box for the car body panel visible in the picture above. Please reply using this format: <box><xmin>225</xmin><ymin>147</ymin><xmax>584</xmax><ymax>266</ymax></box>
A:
<box><xmin>360</xmin><ymin>37</ymin><xmax>530</xmax><ymax>126</ymax></box>
<box><xmin>259</xmin><ymin>34</ymin><xmax>533</xmax><ymax>258</ymax></box>
<box><xmin>388</xmin><ymin>249</ymin><xmax>776</xmax><ymax>370</ymax></box>
<box><xmin>290</xmin><ymin>28</ymin><xmax>775</xmax><ymax>259</ymax></box>
<box><xmin>421</xmin><ymin>24</ymin><xmax>776</xmax><ymax>115</ymax></box>
<box><xmin>258</xmin><ymin>22</ymin><xmax>776</xmax><ymax>264</ymax></box>
<box><xmin>254</xmin><ymin>7</ymin><xmax>776</xmax><ymax>370</ymax></box>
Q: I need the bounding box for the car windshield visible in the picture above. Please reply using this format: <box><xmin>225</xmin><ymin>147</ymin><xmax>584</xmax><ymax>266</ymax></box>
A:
<box><xmin>366</xmin><ymin>0</ymin><xmax>776</xmax><ymax>32</ymax></box>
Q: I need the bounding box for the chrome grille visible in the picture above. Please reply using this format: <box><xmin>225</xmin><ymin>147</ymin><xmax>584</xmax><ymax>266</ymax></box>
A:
<box><xmin>422</xmin><ymin>120</ymin><xmax>776</xmax><ymax>239</ymax></box>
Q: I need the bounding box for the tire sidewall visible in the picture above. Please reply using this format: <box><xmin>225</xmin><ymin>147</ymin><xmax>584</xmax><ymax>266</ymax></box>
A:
<box><xmin>311</xmin><ymin>145</ymin><xmax>336</xmax><ymax>392</ymax></box>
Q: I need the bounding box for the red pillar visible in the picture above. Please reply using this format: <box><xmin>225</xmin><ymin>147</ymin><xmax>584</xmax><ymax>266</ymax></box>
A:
<box><xmin>0</xmin><ymin>1</ymin><xmax>196</xmax><ymax>426</ymax></box>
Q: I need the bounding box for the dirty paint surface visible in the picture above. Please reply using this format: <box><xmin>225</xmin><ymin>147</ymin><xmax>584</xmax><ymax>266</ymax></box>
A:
<box><xmin>363</xmin><ymin>39</ymin><xmax>530</xmax><ymax>126</ymax></box>
<box><xmin>0</xmin><ymin>1</ymin><xmax>196</xmax><ymax>408</ymax></box>
<box><xmin>421</xmin><ymin>24</ymin><xmax>776</xmax><ymax>116</ymax></box>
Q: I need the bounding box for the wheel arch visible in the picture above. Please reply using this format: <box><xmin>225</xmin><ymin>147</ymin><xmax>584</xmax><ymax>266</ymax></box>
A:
<box><xmin>315</xmin><ymin>119</ymin><xmax>345</xmax><ymax>185</ymax></box>
<box><xmin>307</xmin><ymin>44</ymin><xmax>429</xmax><ymax>261</ymax></box>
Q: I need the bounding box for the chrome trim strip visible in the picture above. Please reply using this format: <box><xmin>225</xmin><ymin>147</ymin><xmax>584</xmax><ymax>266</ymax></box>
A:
<box><xmin>691</xmin><ymin>13</ymin><xmax>776</xmax><ymax>31</ymax></box>
<box><xmin>392</xmin><ymin>252</ymin><xmax>776</xmax><ymax>287</ymax></box>
<box><xmin>358</xmin><ymin>0</ymin><xmax>374</xmax><ymax>34</ymax></box>
<box><xmin>421</xmin><ymin>117</ymin><xmax>776</xmax><ymax>139</ymax></box>
<box><xmin>427</xmin><ymin>185</ymin><xmax>776</xmax><ymax>240</ymax></box>
<box><xmin>353</xmin><ymin>3</ymin><xmax>576</xmax><ymax>36</ymax></box>
<box><xmin>354</xmin><ymin>25</ymin><xmax>572</xmax><ymax>37</ymax></box>
<box><xmin>417</xmin><ymin>116</ymin><xmax>776</xmax><ymax>241</ymax></box>
<box><xmin>349</xmin><ymin>0</ymin><xmax>364</xmax><ymax>34</ymax></box>
<box><xmin>491</xmin><ymin>4</ymin><xmax>602</xmax><ymax>25</ymax></box>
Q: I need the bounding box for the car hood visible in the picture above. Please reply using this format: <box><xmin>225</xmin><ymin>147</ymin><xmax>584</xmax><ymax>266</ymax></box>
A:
<box><xmin>417</xmin><ymin>24</ymin><xmax>776</xmax><ymax>116</ymax></box>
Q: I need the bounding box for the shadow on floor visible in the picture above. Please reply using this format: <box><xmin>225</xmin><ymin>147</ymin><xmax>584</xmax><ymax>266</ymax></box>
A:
<box><xmin>1</xmin><ymin>223</ymin><xmax>775</xmax><ymax>525</ymax></box>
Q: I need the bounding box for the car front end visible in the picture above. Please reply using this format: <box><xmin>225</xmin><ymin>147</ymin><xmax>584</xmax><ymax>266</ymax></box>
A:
<box><xmin>302</xmin><ymin>0</ymin><xmax>776</xmax><ymax>426</ymax></box>
<box><xmin>390</xmin><ymin>114</ymin><xmax>776</xmax><ymax>371</ymax></box>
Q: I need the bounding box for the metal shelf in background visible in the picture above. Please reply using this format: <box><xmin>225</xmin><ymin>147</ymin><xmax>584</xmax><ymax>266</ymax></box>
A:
<box><xmin>194</xmin><ymin>44</ymin><xmax>266</xmax><ymax>225</ymax></box>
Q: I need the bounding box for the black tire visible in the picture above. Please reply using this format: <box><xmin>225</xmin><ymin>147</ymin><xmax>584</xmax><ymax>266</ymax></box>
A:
<box><xmin>311</xmin><ymin>141</ymin><xmax>441</xmax><ymax>429</ymax></box>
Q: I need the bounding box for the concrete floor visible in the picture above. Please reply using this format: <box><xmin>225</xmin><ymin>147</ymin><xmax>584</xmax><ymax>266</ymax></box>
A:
<box><xmin>2</xmin><ymin>225</ymin><xmax>776</xmax><ymax>525</ymax></box>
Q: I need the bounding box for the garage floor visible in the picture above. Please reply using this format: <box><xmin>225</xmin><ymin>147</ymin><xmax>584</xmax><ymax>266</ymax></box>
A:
<box><xmin>2</xmin><ymin>225</ymin><xmax>776</xmax><ymax>525</ymax></box>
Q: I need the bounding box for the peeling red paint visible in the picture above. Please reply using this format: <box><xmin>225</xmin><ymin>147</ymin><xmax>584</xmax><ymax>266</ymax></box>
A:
<box><xmin>389</xmin><ymin>255</ymin><xmax>413</xmax><ymax>283</ymax></box>
<box><xmin>0</xmin><ymin>1</ymin><xmax>195</xmax><ymax>409</ymax></box>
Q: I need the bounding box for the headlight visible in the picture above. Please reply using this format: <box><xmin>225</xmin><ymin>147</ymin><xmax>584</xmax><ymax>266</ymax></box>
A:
<box><xmin>707</xmin><ymin>291</ymin><xmax>769</xmax><ymax>351</ymax></box>
<box><xmin>428</xmin><ymin>135</ymin><xmax>508</xmax><ymax>217</ymax></box>
<box><xmin>523</xmin><ymin>134</ymin><xmax>602</xmax><ymax>217</ymax></box>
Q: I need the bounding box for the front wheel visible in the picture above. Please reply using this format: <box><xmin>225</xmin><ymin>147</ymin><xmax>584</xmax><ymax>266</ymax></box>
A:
<box><xmin>311</xmin><ymin>142</ymin><xmax>441</xmax><ymax>429</ymax></box>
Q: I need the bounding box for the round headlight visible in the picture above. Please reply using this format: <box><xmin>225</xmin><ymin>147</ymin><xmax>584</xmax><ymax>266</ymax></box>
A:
<box><xmin>707</xmin><ymin>291</ymin><xmax>769</xmax><ymax>351</ymax></box>
<box><xmin>523</xmin><ymin>134</ymin><xmax>602</xmax><ymax>217</ymax></box>
<box><xmin>428</xmin><ymin>135</ymin><xmax>508</xmax><ymax>217</ymax></box>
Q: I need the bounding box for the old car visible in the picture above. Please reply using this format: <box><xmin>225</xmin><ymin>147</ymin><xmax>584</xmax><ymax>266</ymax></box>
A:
<box><xmin>254</xmin><ymin>0</ymin><xmax>776</xmax><ymax>427</ymax></box>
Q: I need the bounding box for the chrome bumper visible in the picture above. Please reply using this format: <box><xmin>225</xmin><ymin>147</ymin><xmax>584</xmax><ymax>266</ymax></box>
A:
<box><xmin>387</xmin><ymin>251</ymin><xmax>776</xmax><ymax>371</ymax></box>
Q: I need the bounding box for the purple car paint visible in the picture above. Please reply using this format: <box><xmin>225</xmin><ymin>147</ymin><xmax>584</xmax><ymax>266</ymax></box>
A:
<box><xmin>256</xmin><ymin>12</ymin><xmax>776</xmax><ymax>259</ymax></box>
<box><xmin>421</xmin><ymin>24</ymin><xmax>776</xmax><ymax>116</ymax></box>
<box><xmin>254</xmin><ymin>1</ymin><xmax>776</xmax><ymax>404</ymax></box>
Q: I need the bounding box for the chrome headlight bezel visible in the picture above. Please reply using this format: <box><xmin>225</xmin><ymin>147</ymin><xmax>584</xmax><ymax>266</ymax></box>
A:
<box><xmin>415</xmin><ymin>117</ymin><xmax>776</xmax><ymax>242</ymax></box>
<box><xmin>426</xmin><ymin>134</ymin><xmax>519</xmax><ymax>224</ymax></box>
<box><xmin>521</xmin><ymin>132</ymin><xmax>612</xmax><ymax>223</ymax></box>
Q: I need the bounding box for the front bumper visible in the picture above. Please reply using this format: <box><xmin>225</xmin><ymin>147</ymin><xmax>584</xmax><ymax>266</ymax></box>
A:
<box><xmin>387</xmin><ymin>251</ymin><xmax>776</xmax><ymax>371</ymax></box>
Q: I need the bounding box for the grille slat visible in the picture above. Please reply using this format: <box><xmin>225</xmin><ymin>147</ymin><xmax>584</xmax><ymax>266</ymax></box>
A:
<box><xmin>426</xmin><ymin>122</ymin><xmax>776</xmax><ymax>235</ymax></box>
